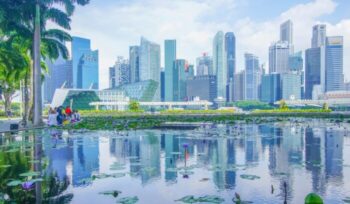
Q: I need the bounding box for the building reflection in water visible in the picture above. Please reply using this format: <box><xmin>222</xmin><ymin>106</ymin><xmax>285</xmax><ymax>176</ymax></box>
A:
<box><xmin>36</xmin><ymin>122</ymin><xmax>345</xmax><ymax>200</ymax></box>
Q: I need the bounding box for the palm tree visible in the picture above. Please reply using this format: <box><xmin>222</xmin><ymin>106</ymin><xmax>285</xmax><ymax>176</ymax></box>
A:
<box><xmin>1</xmin><ymin>0</ymin><xmax>89</xmax><ymax>126</ymax></box>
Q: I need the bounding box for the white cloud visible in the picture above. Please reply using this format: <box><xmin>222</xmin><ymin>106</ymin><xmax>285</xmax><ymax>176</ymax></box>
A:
<box><xmin>69</xmin><ymin>0</ymin><xmax>350</xmax><ymax>89</ymax></box>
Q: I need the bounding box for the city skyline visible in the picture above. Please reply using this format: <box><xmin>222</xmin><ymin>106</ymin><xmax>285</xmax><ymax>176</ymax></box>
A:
<box><xmin>65</xmin><ymin>0</ymin><xmax>350</xmax><ymax>89</ymax></box>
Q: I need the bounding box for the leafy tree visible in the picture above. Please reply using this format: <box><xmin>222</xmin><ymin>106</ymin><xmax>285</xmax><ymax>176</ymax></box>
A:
<box><xmin>129</xmin><ymin>101</ymin><xmax>141</xmax><ymax>112</ymax></box>
<box><xmin>279</xmin><ymin>100</ymin><xmax>288</xmax><ymax>110</ymax></box>
<box><xmin>322</xmin><ymin>103</ymin><xmax>329</xmax><ymax>111</ymax></box>
<box><xmin>0</xmin><ymin>0</ymin><xmax>89</xmax><ymax>126</ymax></box>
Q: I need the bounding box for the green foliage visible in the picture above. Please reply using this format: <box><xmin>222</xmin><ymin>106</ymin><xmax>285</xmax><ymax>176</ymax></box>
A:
<box><xmin>229</xmin><ymin>101</ymin><xmax>274</xmax><ymax>111</ymax></box>
<box><xmin>253</xmin><ymin>109</ymin><xmax>332</xmax><ymax>114</ymax></box>
<box><xmin>305</xmin><ymin>193</ymin><xmax>323</xmax><ymax>204</ymax></box>
<box><xmin>279</xmin><ymin>100</ymin><xmax>288</xmax><ymax>110</ymax></box>
<box><xmin>161</xmin><ymin>109</ymin><xmax>234</xmax><ymax>115</ymax></box>
<box><xmin>128</xmin><ymin>101</ymin><xmax>141</xmax><ymax>112</ymax></box>
<box><xmin>322</xmin><ymin>103</ymin><xmax>329</xmax><ymax>111</ymax></box>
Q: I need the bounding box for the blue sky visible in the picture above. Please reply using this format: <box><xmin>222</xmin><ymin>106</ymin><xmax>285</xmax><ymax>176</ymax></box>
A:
<box><xmin>68</xmin><ymin>0</ymin><xmax>350</xmax><ymax>89</ymax></box>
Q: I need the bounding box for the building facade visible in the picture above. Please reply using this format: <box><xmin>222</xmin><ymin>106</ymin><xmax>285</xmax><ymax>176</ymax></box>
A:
<box><xmin>305</xmin><ymin>48</ymin><xmax>322</xmax><ymax>99</ymax></box>
<box><xmin>139</xmin><ymin>37</ymin><xmax>161</xmax><ymax>101</ymax></box>
<box><xmin>280</xmin><ymin>20</ymin><xmax>294</xmax><ymax>52</ymax></box>
<box><xmin>225</xmin><ymin>32</ymin><xmax>236</xmax><ymax>81</ymax></box>
<box><xmin>44</xmin><ymin>58</ymin><xmax>73</xmax><ymax>103</ymax></box>
<box><xmin>77</xmin><ymin>50</ymin><xmax>99</xmax><ymax>89</ymax></box>
<box><xmin>325</xmin><ymin>36</ymin><xmax>344</xmax><ymax>92</ymax></box>
<box><xmin>312</xmin><ymin>24</ymin><xmax>326</xmax><ymax>48</ymax></box>
<box><xmin>187</xmin><ymin>75</ymin><xmax>217</xmax><ymax>102</ymax></box>
<box><xmin>281</xmin><ymin>73</ymin><xmax>301</xmax><ymax>100</ymax></box>
<box><xmin>196</xmin><ymin>53</ymin><xmax>213</xmax><ymax>76</ymax></box>
<box><xmin>129</xmin><ymin>46</ymin><xmax>140</xmax><ymax>83</ymax></box>
<box><xmin>164</xmin><ymin>40</ymin><xmax>177</xmax><ymax>101</ymax></box>
<box><xmin>260</xmin><ymin>73</ymin><xmax>281</xmax><ymax>103</ymax></box>
<box><xmin>245</xmin><ymin>53</ymin><xmax>261</xmax><ymax>100</ymax></box>
<box><xmin>213</xmin><ymin>31</ymin><xmax>227</xmax><ymax>99</ymax></box>
<box><xmin>112</xmin><ymin>56</ymin><xmax>130</xmax><ymax>88</ymax></box>
<box><xmin>72</xmin><ymin>37</ymin><xmax>99</xmax><ymax>89</ymax></box>
<box><xmin>233</xmin><ymin>71</ymin><xmax>245</xmax><ymax>101</ymax></box>
<box><xmin>269</xmin><ymin>41</ymin><xmax>290</xmax><ymax>74</ymax></box>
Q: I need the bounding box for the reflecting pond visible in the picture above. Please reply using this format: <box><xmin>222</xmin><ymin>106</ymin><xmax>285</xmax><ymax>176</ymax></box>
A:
<box><xmin>1</xmin><ymin>119</ymin><xmax>350</xmax><ymax>203</ymax></box>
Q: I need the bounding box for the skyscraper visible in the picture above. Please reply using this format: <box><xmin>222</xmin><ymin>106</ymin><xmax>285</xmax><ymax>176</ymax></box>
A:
<box><xmin>312</xmin><ymin>24</ymin><xmax>326</xmax><ymax>48</ymax></box>
<box><xmin>72</xmin><ymin>37</ymin><xmax>99</xmax><ymax>89</ymax></box>
<box><xmin>325</xmin><ymin>36</ymin><xmax>344</xmax><ymax>92</ymax></box>
<box><xmin>233</xmin><ymin>71</ymin><xmax>245</xmax><ymax>101</ymax></box>
<box><xmin>140</xmin><ymin>37</ymin><xmax>161</xmax><ymax>101</ymax></box>
<box><xmin>260</xmin><ymin>73</ymin><xmax>281</xmax><ymax>103</ymax></box>
<box><xmin>187</xmin><ymin>75</ymin><xmax>217</xmax><ymax>102</ymax></box>
<box><xmin>269</xmin><ymin>41</ymin><xmax>290</xmax><ymax>73</ymax></box>
<box><xmin>196</xmin><ymin>53</ymin><xmax>213</xmax><ymax>76</ymax></box>
<box><xmin>111</xmin><ymin>56</ymin><xmax>130</xmax><ymax>88</ymax></box>
<box><xmin>77</xmin><ymin>50</ymin><xmax>99</xmax><ymax>89</ymax></box>
<box><xmin>213</xmin><ymin>31</ymin><xmax>227</xmax><ymax>99</ymax></box>
<box><xmin>245</xmin><ymin>53</ymin><xmax>261</xmax><ymax>100</ymax></box>
<box><xmin>288</xmin><ymin>51</ymin><xmax>303</xmax><ymax>72</ymax></box>
<box><xmin>43</xmin><ymin>58</ymin><xmax>73</xmax><ymax>103</ymax></box>
<box><xmin>173</xmin><ymin>59</ymin><xmax>187</xmax><ymax>101</ymax></box>
<box><xmin>305</xmin><ymin>47</ymin><xmax>322</xmax><ymax>99</ymax></box>
<box><xmin>109</xmin><ymin>66</ymin><xmax>116</xmax><ymax>89</ymax></box>
<box><xmin>281</xmin><ymin>73</ymin><xmax>301</xmax><ymax>100</ymax></box>
<box><xmin>305</xmin><ymin>25</ymin><xmax>327</xmax><ymax>99</ymax></box>
<box><xmin>129</xmin><ymin>46</ymin><xmax>140</xmax><ymax>83</ymax></box>
<box><xmin>225</xmin><ymin>32</ymin><xmax>236</xmax><ymax>81</ymax></box>
<box><xmin>280</xmin><ymin>20</ymin><xmax>293</xmax><ymax>44</ymax></box>
<box><xmin>164</xmin><ymin>40</ymin><xmax>176</xmax><ymax>101</ymax></box>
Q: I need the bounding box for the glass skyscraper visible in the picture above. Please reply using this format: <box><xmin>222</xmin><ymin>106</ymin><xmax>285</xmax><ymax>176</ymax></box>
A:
<box><xmin>281</xmin><ymin>73</ymin><xmax>301</xmax><ymax>100</ymax></box>
<box><xmin>260</xmin><ymin>73</ymin><xmax>281</xmax><ymax>103</ymax></box>
<box><xmin>225</xmin><ymin>32</ymin><xmax>236</xmax><ymax>81</ymax></box>
<box><xmin>305</xmin><ymin>48</ymin><xmax>321</xmax><ymax>99</ymax></box>
<box><xmin>164</xmin><ymin>40</ymin><xmax>176</xmax><ymax>101</ymax></box>
<box><xmin>312</xmin><ymin>24</ymin><xmax>326</xmax><ymax>48</ymax></box>
<box><xmin>72</xmin><ymin>36</ymin><xmax>99</xmax><ymax>89</ymax></box>
<box><xmin>245</xmin><ymin>53</ymin><xmax>261</xmax><ymax>100</ymax></box>
<box><xmin>173</xmin><ymin>59</ymin><xmax>187</xmax><ymax>101</ymax></box>
<box><xmin>43</xmin><ymin>58</ymin><xmax>73</xmax><ymax>103</ymax></box>
<box><xmin>213</xmin><ymin>31</ymin><xmax>227</xmax><ymax>99</ymax></box>
<box><xmin>140</xmin><ymin>37</ymin><xmax>161</xmax><ymax>101</ymax></box>
<box><xmin>269</xmin><ymin>41</ymin><xmax>290</xmax><ymax>73</ymax></box>
<box><xmin>325</xmin><ymin>36</ymin><xmax>344</xmax><ymax>92</ymax></box>
<box><xmin>129</xmin><ymin>46</ymin><xmax>140</xmax><ymax>83</ymax></box>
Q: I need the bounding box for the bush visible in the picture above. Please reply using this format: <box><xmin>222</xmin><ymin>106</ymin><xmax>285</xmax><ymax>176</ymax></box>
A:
<box><xmin>129</xmin><ymin>101</ymin><xmax>142</xmax><ymax>112</ymax></box>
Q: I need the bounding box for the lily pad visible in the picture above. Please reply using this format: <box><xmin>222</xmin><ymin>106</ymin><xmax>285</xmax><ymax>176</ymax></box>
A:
<box><xmin>240</xmin><ymin>174</ymin><xmax>260</xmax><ymax>180</ymax></box>
<box><xmin>19</xmin><ymin>171</ymin><xmax>40</xmax><ymax>177</ymax></box>
<box><xmin>7</xmin><ymin>180</ymin><xmax>22</xmax><ymax>187</ymax></box>
<box><xmin>197</xmin><ymin>195</ymin><xmax>224</xmax><ymax>203</ymax></box>
<box><xmin>117</xmin><ymin>196</ymin><xmax>139</xmax><ymax>204</ymax></box>
<box><xmin>99</xmin><ymin>190</ymin><xmax>121</xmax><ymax>198</ymax></box>
<box><xmin>343</xmin><ymin>197</ymin><xmax>350</xmax><ymax>203</ymax></box>
<box><xmin>175</xmin><ymin>195</ymin><xmax>197</xmax><ymax>203</ymax></box>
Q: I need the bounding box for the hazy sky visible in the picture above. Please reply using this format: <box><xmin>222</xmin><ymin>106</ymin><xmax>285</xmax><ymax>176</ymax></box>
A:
<box><xmin>68</xmin><ymin>0</ymin><xmax>350</xmax><ymax>89</ymax></box>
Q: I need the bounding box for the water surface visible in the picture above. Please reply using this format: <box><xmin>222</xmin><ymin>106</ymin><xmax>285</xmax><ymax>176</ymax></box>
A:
<box><xmin>1</xmin><ymin>119</ymin><xmax>350</xmax><ymax>203</ymax></box>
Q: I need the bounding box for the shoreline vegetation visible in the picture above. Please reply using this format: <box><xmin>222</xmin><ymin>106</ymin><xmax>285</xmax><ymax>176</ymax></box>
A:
<box><xmin>59</xmin><ymin>109</ymin><xmax>348</xmax><ymax>131</ymax></box>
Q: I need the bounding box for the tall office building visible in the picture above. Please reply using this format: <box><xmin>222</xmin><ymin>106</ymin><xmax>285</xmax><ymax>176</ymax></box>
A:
<box><xmin>111</xmin><ymin>56</ymin><xmax>130</xmax><ymax>88</ymax></box>
<box><xmin>109</xmin><ymin>66</ymin><xmax>116</xmax><ymax>89</ymax></box>
<box><xmin>77</xmin><ymin>50</ymin><xmax>99</xmax><ymax>89</ymax></box>
<box><xmin>312</xmin><ymin>24</ymin><xmax>326</xmax><ymax>48</ymax></box>
<box><xmin>161</xmin><ymin>70</ymin><xmax>165</xmax><ymax>102</ymax></box>
<box><xmin>281</xmin><ymin>73</ymin><xmax>301</xmax><ymax>100</ymax></box>
<box><xmin>72</xmin><ymin>36</ymin><xmax>99</xmax><ymax>89</ymax></box>
<box><xmin>129</xmin><ymin>46</ymin><xmax>140</xmax><ymax>83</ymax></box>
<box><xmin>325</xmin><ymin>36</ymin><xmax>344</xmax><ymax>92</ymax></box>
<box><xmin>233</xmin><ymin>71</ymin><xmax>245</xmax><ymax>101</ymax></box>
<box><xmin>269</xmin><ymin>41</ymin><xmax>290</xmax><ymax>73</ymax></box>
<box><xmin>139</xmin><ymin>37</ymin><xmax>161</xmax><ymax>101</ymax></box>
<box><xmin>280</xmin><ymin>20</ymin><xmax>293</xmax><ymax>44</ymax></box>
<box><xmin>213</xmin><ymin>31</ymin><xmax>227</xmax><ymax>99</ymax></box>
<box><xmin>196</xmin><ymin>53</ymin><xmax>213</xmax><ymax>76</ymax></box>
<box><xmin>260</xmin><ymin>73</ymin><xmax>281</xmax><ymax>103</ymax></box>
<box><xmin>288</xmin><ymin>51</ymin><xmax>303</xmax><ymax>72</ymax></box>
<box><xmin>225</xmin><ymin>32</ymin><xmax>236</xmax><ymax>80</ymax></box>
<box><xmin>164</xmin><ymin>40</ymin><xmax>177</xmax><ymax>101</ymax></box>
<box><xmin>245</xmin><ymin>53</ymin><xmax>261</xmax><ymax>100</ymax></box>
<box><xmin>305</xmin><ymin>25</ymin><xmax>327</xmax><ymax>99</ymax></box>
<box><xmin>43</xmin><ymin>58</ymin><xmax>73</xmax><ymax>103</ymax></box>
<box><xmin>305</xmin><ymin>47</ymin><xmax>322</xmax><ymax>99</ymax></box>
<box><xmin>173</xmin><ymin>59</ymin><xmax>187</xmax><ymax>101</ymax></box>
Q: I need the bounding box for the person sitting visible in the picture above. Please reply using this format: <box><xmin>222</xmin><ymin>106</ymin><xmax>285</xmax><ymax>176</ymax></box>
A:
<box><xmin>71</xmin><ymin>110</ymin><xmax>81</xmax><ymax>123</ymax></box>
<box><xmin>65</xmin><ymin>106</ymin><xmax>72</xmax><ymax>117</ymax></box>
<box><xmin>47</xmin><ymin>108</ymin><xmax>58</xmax><ymax>126</ymax></box>
<box><xmin>56</xmin><ymin>108</ymin><xmax>65</xmax><ymax>126</ymax></box>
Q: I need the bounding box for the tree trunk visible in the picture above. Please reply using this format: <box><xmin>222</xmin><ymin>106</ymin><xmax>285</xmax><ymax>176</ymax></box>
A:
<box><xmin>3</xmin><ymin>90</ymin><xmax>13</xmax><ymax>116</ymax></box>
<box><xmin>33</xmin><ymin>1</ymin><xmax>42</xmax><ymax>126</ymax></box>
<box><xmin>22</xmin><ymin>72</ymin><xmax>30</xmax><ymax>127</ymax></box>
